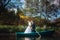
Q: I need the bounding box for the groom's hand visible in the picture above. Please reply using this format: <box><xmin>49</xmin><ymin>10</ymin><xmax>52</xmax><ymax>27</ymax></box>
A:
<box><xmin>30</xmin><ymin>27</ymin><xmax>32</xmax><ymax>30</ymax></box>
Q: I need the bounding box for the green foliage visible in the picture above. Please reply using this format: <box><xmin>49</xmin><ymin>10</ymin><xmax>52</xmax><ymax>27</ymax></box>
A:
<box><xmin>0</xmin><ymin>25</ymin><xmax>27</xmax><ymax>32</ymax></box>
<box><xmin>0</xmin><ymin>25</ymin><xmax>58</xmax><ymax>32</ymax></box>
<box><xmin>36</xmin><ymin>26</ymin><xmax>54</xmax><ymax>32</ymax></box>
<box><xmin>17</xmin><ymin>25</ymin><xmax>26</xmax><ymax>32</ymax></box>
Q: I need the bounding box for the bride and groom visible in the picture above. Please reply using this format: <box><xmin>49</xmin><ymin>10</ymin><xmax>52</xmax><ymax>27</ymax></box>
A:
<box><xmin>24</xmin><ymin>19</ymin><xmax>36</xmax><ymax>40</ymax></box>
<box><xmin>24</xmin><ymin>20</ymin><xmax>36</xmax><ymax>33</ymax></box>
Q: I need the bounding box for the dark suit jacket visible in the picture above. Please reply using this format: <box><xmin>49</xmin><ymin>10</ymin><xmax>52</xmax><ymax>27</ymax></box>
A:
<box><xmin>32</xmin><ymin>23</ymin><xmax>36</xmax><ymax>32</ymax></box>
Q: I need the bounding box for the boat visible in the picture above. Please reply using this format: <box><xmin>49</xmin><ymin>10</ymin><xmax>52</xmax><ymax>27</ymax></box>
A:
<box><xmin>16</xmin><ymin>30</ymin><xmax>55</xmax><ymax>38</ymax></box>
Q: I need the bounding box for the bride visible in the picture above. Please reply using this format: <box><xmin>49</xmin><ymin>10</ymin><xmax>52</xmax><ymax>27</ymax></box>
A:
<box><xmin>24</xmin><ymin>20</ymin><xmax>32</xmax><ymax>33</ymax></box>
<box><xmin>24</xmin><ymin>19</ymin><xmax>33</xmax><ymax>40</ymax></box>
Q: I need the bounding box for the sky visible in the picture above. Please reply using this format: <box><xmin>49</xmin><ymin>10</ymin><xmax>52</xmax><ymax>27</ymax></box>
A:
<box><xmin>10</xmin><ymin>0</ymin><xmax>25</xmax><ymax>8</ymax></box>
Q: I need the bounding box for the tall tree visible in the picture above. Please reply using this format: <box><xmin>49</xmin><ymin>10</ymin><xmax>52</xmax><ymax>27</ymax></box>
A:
<box><xmin>0</xmin><ymin>0</ymin><xmax>21</xmax><ymax>25</ymax></box>
<box><xmin>0</xmin><ymin>0</ymin><xmax>11</xmax><ymax>13</ymax></box>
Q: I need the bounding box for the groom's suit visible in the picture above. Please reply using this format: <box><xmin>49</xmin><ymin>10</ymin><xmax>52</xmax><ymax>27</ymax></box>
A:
<box><xmin>32</xmin><ymin>22</ymin><xmax>36</xmax><ymax>32</ymax></box>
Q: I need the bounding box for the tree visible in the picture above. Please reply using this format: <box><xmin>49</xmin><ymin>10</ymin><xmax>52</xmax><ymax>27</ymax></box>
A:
<box><xmin>0</xmin><ymin>0</ymin><xmax>21</xmax><ymax>25</ymax></box>
<box><xmin>0</xmin><ymin>0</ymin><xmax>11</xmax><ymax>23</ymax></box>
<box><xmin>0</xmin><ymin>0</ymin><xmax>11</xmax><ymax>13</ymax></box>
<box><xmin>42</xmin><ymin>0</ymin><xmax>60</xmax><ymax>27</ymax></box>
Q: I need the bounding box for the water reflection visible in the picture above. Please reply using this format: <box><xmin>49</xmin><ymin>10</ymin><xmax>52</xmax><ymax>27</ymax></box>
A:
<box><xmin>25</xmin><ymin>38</ymin><xmax>31</xmax><ymax>40</ymax></box>
<box><xmin>18</xmin><ymin>37</ymin><xmax>52</xmax><ymax>40</ymax></box>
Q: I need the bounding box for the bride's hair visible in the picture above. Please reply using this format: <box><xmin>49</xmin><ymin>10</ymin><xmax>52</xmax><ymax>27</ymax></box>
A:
<box><xmin>27</xmin><ymin>17</ymin><xmax>33</xmax><ymax>22</ymax></box>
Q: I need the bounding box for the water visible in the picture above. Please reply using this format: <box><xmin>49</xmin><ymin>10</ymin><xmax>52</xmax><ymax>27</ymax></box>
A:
<box><xmin>17</xmin><ymin>36</ymin><xmax>58</xmax><ymax>40</ymax></box>
<box><xmin>16</xmin><ymin>32</ymin><xmax>60</xmax><ymax>40</ymax></box>
<box><xmin>17</xmin><ymin>37</ymin><xmax>40</xmax><ymax>40</ymax></box>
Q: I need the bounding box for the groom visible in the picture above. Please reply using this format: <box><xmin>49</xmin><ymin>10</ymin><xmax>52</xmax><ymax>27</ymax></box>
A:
<box><xmin>31</xmin><ymin>21</ymin><xmax>36</xmax><ymax>40</ymax></box>
<box><xmin>31</xmin><ymin>21</ymin><xmax>36</xmax><ymax>32</ymax></box>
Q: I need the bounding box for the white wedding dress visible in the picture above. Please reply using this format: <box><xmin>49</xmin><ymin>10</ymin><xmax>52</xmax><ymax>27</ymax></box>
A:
<box><xmin>24</xmin><ymin>21</ymin><xmax>32</xmax><ymax>40</ymax></box>
<box><xmin>24</xmin><ymin>21</ymin><xmax>32</xmax><ymax>33</ymax></box>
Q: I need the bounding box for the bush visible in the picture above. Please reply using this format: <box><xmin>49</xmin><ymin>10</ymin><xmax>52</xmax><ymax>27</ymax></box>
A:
<box><xmin>36</xmin><ymin>26</ymin><xmax>54</xmax><ymax>32</ymax></box>
<box><xmin>0</xmin><ymin>25</ymin><xmax>27</xmax><ymax>32</ymax></box>
<box><xmin>0</xmin><ymin>25</ymin><xmax>55</xmax><ymax>32</ymax></box>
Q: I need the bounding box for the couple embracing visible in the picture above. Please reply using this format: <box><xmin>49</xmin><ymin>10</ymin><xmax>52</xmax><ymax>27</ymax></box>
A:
<box><xmin>24</xmin><ymin>19</ymin><xmax>36</xmax><ymax>33</ymax></box>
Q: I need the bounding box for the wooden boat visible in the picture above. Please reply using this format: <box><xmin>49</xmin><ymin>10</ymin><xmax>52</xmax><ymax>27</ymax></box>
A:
<box><xmin>16</xmin><ymin>30</ymin><xmax>55</xmax><ymax>38</ymax></box>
